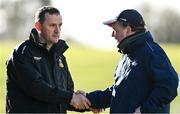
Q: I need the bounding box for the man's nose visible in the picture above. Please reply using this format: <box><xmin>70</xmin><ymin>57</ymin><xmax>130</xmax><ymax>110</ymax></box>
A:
<box><xmin>112</xmin><ymin>31</ymin><xmax>116</xmax><ymax>37</ymax></box>
<box><xmin>55</xmin><ymin>25</ymin><xmax>60</xmax><ymax>33</ymax></box>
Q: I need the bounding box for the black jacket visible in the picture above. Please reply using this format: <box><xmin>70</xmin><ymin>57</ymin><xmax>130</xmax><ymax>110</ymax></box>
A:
<box><xmin>6</xmin><ymin>28</ymin><xmax>75</xmax><ymax>113</ymax></box>
<box><xmin>87</xmin><ymin>31</ymin><xmax>179</xmax><ymax>113</ymax></box>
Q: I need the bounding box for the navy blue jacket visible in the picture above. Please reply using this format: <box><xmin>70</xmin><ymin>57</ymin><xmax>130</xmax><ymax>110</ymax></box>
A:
<box><xmin>87</xmin><ymin>31</ymin><xmax>179</xmax><ymax>113</ymax></box>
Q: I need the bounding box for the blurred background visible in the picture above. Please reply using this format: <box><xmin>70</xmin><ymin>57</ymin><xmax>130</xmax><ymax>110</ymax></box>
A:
<box><xmin>0</xmin><ymin>0</ymin><xmax>180</xmax><ymax>113</ymax></box>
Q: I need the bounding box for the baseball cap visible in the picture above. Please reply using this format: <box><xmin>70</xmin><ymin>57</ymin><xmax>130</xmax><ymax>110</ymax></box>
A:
<box><xmin>103</xmin><ymin>9</ymin><xmax>145</xmax><ymax>29</ymax></box>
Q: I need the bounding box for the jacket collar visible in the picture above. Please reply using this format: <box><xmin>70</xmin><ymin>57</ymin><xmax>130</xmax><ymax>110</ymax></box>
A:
<box><xmin>29</xmin><ymin>28</ymin><xmax>46</xmax><ymax>48</ymax></box>
<box><xmin>29</xmin><ymin>28</ymin><xmax>69</xmax><ymax>55</ymax></box>
<box><xmin>117</xmin><ymin>31</ymin><xmax>153</xmax><ymax>54</ymax></box>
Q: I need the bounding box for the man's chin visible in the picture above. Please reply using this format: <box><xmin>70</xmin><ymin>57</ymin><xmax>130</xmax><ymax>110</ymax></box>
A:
<box><xmin>53</xmin><ymin>38</ymin><xmax>59</xmax><ymax>43</ymax></box>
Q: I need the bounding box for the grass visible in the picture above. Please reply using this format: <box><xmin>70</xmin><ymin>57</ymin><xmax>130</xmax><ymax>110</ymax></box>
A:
<box><xmin>0</xmin><ymin>41</ymin><xmax>179</xmax><ymax>113</ymax></box>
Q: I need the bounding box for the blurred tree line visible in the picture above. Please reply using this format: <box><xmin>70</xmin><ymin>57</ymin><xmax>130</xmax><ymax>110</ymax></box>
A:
<box><xmin>0</xmin><ymin>0</ymin><xmax>50</xmax><ymax>40</ymax></box>
<box><xmin>140</xmin><ymin>3</ymin><xmax>180</xmax><ymax>43</ymax></box>
<box><xmin>0</xmin><ymin>1</ymin><xmax>180</xmax><ymax>43</ymax></box>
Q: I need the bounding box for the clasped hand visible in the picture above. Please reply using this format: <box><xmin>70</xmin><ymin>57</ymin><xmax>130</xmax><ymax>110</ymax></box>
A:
<box><xmin>70</xmin><ymin>90</ymin><xmax>90</xmax><ymax>109</ymax></box>
<box><xmin>70</xmin><ymin>90</ymin><xmax>105</xmax><ymax>113</ymax></box>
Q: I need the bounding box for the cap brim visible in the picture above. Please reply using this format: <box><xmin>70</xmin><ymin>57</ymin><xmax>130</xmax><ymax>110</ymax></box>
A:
<box><xmin>103</xmin><ymin>19</ymin><xmax>117</xmax><ymax>27</ymax></box>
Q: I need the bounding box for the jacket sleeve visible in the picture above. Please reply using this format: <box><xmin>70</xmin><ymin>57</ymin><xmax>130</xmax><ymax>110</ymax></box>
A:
<box><xmin>7</xmin><ymin>49</ymin><xmax>73</xmax><ymax>104</ymax></box>
<box><xmin>86</xmin><ymin>86</ymin><xmax>113</xmax><ymax>109</ymax></box>
<box><xmin>140</xmin><ymin>49</ymin><xmax>179</xmax><ymax>113</ymax></box>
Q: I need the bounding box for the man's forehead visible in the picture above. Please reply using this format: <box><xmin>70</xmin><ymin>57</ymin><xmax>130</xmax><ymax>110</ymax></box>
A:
<box><xmin>111</xmin><ymin>22</ymin><xmax>120</xmax><ymax>28</ymax></box>
<box><xmin>44</xmin><ymin>13</ymin><xmax>62</xmax><ymax>21</ymax></box>
<box><xmin>42</xmin><ymin>13</ymin><xmax>62</xmax><ymax>25</ymax></box>
<box><xmin>44</xmin><ymin>13</ymin><xmax>61</xmax><ymax>18</ymax></box>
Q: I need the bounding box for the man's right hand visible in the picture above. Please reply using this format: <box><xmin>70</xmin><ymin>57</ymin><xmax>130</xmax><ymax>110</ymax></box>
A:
<box><xmin>70</xmin><ymin>93</ymin><xmax>91</xmax><ymax>109</ymax></box>
<box><xmin>75</xmin><ymin>90</ymin><xmax>105</xmax><ymax>113</ymax></box>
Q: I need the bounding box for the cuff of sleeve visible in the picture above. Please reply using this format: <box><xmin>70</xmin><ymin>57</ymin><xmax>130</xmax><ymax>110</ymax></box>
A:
<box><xmin>66</xmin><ymin>91</ymin><xmax>74</xmax><ymax>104</ymax></box>
<box><xmin>56</xmin><ymin>90</ymin><xmax>74</xmax><ymax>104</ymax></box>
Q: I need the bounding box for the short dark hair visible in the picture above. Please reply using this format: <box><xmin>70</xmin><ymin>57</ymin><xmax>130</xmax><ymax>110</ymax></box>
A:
<box><xmin>35</xmin><ymin>6</ymin><xmax>60</xmax><ymax>24</ymax></box>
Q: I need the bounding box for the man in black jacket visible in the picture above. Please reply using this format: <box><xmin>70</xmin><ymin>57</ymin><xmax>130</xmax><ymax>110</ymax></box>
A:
<box><xmin>6</xmin><ymin>6</ymin><xmax>91</xmax><ymax>113</ymax></box>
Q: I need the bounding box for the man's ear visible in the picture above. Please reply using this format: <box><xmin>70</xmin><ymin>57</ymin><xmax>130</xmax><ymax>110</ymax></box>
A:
<box><xmin>34</xmin><ymin>22</ymin><xmax>41</xmax><ymax>32</ymax></box>
<box><xmin>126</xmin><ymin>26</ymin><xmax>132</xmax><ymax>35</ymax></box>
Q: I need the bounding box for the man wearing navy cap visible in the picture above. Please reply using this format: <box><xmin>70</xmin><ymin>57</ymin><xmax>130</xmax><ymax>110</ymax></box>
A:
<box><xmin>84</xmin><ymin>9</ymin><xmax>179</xmax><ymax>113</ymax></box>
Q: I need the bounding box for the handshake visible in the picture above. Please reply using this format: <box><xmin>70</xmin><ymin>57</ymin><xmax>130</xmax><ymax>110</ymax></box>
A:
<box><xmin>70</xmin><ymin>90</ymin><xmax>104</xmax><ymax>113</ymax></box>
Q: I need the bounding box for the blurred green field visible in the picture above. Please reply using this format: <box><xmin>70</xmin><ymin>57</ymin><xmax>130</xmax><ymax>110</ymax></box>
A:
<box><xmin>0</xmin><ymin>41</ymin><xmax>179</xmax><ymax>113</ymax></box>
